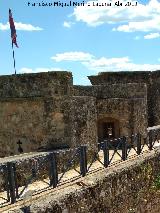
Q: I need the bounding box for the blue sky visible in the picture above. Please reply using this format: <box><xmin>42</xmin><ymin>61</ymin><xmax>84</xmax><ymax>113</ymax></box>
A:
<box><xmin>1</xmin><ymin>0</ymin><xmax>160</xmax><ymax>85</ymax></box>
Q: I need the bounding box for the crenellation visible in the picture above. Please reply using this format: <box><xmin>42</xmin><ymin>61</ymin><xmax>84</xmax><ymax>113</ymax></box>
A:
<box><xmin>0</xmin><ymin>70</ymin><xmax>159</xmax><ymax>157</ymax></box>
<box><xmin>0</xmin><ymin>71</ymin><xmax>73</xmax><ymax>98</ymax></box>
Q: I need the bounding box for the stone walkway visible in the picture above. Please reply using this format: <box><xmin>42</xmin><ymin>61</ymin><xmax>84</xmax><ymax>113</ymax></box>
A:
<box><xmin>0</xmin><ymin>141</ymin><xmax>160</xmax><ymax>212</ymax></box>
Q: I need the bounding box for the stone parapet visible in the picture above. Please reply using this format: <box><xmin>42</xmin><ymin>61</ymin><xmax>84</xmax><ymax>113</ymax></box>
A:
<box><xmin>74</xmin><ymin>83</ymin><xmax>147</xmax><ymax>99</ymax></box>
<box><xmin>9</xmin><ymin>146</ymin><xmax>160</xmax><ymax>213</ymax></box>
<box><xmin>0</xmin><ymin>71</ymin><xmax>73</xmax><ymax>98</ymax></box>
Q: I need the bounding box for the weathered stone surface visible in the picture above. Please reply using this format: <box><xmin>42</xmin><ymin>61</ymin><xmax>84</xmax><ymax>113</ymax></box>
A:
<box><xmin>0</xmin><ymin>70</ymin><xmax>159</xmax><ymax>157</ymax></box>
<box><xmin>69</xmin><ymin>96</ymin><xmax>97</xmax><ymax>150</ymax></box>
<box><xmin>0</xmin><ymin>95</ymin><xmax>98</xmax><ymax>157</ymax></box>
<box><xmin>0</xmin><ymin>71</ymin><xmax>73</xmax><ymax>98</ymax></box>
<box><xmin>88</xmin><ymin>71</ymin><xmax>151</xmax><ymax>85</ymax></box>
<box><xmin>88</xmin><ymin>70</ymin><xmax>160</xmax><ymax>127</ymax></box>
<box><xmin>10</xmin><ymin>147</ymin><xmax>160</xmax><ymax>213</ymax></box>
<box><xmin>74</xmin><ymin>83</ymin><xmax>147</xmax><ymax>99</ymax></box>
<box><xmin>74</xmin><ymin>83</ymin><xmax>148</xmax><ymax>138</ymax></box>
<box><xmin>97</xmin><ymin>98</ymin><xmax>147</xmax><ymax>137</ymax></box>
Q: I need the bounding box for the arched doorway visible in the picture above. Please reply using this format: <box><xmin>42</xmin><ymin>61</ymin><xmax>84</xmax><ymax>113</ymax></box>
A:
<box><xmin>97</xmin><ymin>117</ymin><xmax>120</xmax><ymax>142</ymax></box>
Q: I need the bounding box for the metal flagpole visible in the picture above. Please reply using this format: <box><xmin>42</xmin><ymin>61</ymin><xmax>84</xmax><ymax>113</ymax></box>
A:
<box><xmin>9</xmin><ymin>8</ymin><xmax>18</xmax><ymax>75</ymax></box>
<box><xmin>11</xmin><ymin>41</ymin><xmax>16</xmax><ymax>75</ymax></box>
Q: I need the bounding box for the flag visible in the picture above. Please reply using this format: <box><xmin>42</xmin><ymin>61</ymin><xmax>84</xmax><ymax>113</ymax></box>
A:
<box><xmin>9</xmin><ymin>9</ymin><xmax>18</xmax><ymax>48</ymax></box>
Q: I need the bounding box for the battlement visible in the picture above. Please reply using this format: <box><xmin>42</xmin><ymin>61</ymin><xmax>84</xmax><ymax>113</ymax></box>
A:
<box><xmin>74</xmin><ymin>83</ymin><xmax>147</xmax><ymax>99</ymax></box>
<box><xmin>88</xmin><ymin>70</ymin><xmax>160</xmax><ymax>85</ymax></box>
<box><xmin>0</xmin><ymin>71</ymin><xmax>73</xmax><ymax>98</ymax></box>
<box><xmin>0</xmin><ymin>70</ymin><xmax>158</xmax><ymax>158</ymax></box>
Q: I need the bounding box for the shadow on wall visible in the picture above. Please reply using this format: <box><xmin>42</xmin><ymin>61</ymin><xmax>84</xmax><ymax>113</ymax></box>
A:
<box><xmin>16</xmin><ymin>139</ymin><xmax>70</xmax><ymax>154</ymax></box>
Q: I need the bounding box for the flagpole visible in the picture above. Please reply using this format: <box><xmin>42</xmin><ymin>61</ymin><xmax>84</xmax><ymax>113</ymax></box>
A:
<box><xmin>11</xmin><ymin>41</ymin><xmax>16</xmax><ymax>75</ymax></box>
<box><xmin>9</xmin><ymin>8</ymin><xmax>18</xmax><ymax>75</ymax></box>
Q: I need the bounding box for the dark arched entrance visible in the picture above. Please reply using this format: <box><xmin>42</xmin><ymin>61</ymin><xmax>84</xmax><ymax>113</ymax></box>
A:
<box><xmin>97</xmin><ymin>117</ymin><xmax>120</xmax><ymax>142</ymax></box>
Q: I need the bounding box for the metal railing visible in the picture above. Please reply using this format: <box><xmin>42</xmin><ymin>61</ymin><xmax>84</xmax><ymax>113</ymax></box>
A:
<box><xmin>0</xmin><ymin>126</ymin><xmax>160</xmax><ymax>208</ymax></box>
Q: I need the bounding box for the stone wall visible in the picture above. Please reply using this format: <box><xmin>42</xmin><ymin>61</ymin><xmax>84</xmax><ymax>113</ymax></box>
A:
<box><xmin>12</xmin><ymin>147</ymin><xmax>160</xmax><ymax>213</ymax></box>
<box><xmin>148</xmin><ymin>81</ymin><xmax>160</xmax><ymax>126</ymax></box>
<box><xmin>0</xmin><ymin>71</ymin><xmax>151</xmax><ymax>157</ymax></box>
<box><xmin>69</xmin><ymin>96</ymin><xmax>97</xmax><ymax>150</ymax></box>
<box><xmin>0</xmin><ymin>71</ymin><xmax>99</xmax><ymax>157</ymax></box>
<box><xmin>74</xmin><ymin>83</ymin><xmax>147</xmax><ymax>99</ymax></box>
<box><xmin>0</xmin><ymin>95</ymin><xmax>97</xmax><ymax>157</ymax></box>
<box><xmin>0</xmin><ymin>71</ymin><xmax>73</xmax><ymax>98</ymax></box>
<box><xmin>97</xmin><ymin>98</ymin><xmax>148</xmax><ymax>138</ymax></box>
<box><xmin>88</xmin><ymin>71</ymin><xmax>160</xmax><ymax>127</ymax></box>
<box><xmin>131</xmin><ymin>98</ymin><xmax>148</xmax><ymax>136</ymax></box>
<box><xmin>88</xmin><ymin>71</ymin><xmax>151</xmax><ymax>85</ymax></box>
<box><xmin>0</xmin><ymin>96</ymin><xmax>69</xmax><ymax>157</ymax></box>
<box><xmin>0</xmin><ymin>71</ymin><xmax>74</xmax><ymax>157</ymax></box>
<box><xmin>74</xmin><ymin>83</ymin><xmax>148</xmax><ymax>138</ymax></box>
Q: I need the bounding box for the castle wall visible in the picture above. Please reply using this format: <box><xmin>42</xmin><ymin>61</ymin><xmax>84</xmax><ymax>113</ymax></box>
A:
<box><xmin>88</xmin><ymin>71</ymin><xmax>151</xmax><ymax>85</ymax></box>
<box><xmin>74</xmin><ymin>83</ymin><xmax>148</xmax><ymax>138</ymax></box>
<box><xmin>88</xmin><ymin>71</ymin><xmax>160</xmax><ymax>127</ymax></box>
<box><xmin>0</xmin><ymin>71</ymin><xmax>73</xmax><ymax>98</ymax></box>
<box><xmin>148</xmin><ymin>73</ymin><xmax>160</xmax><ymax>126</ymax></box>
<box><xmin>151</xmin><ymin>84</ymin><xmax>160</xmax><ymax>125</ymax></box>
<box><xmin>74</xmin><ymin>83</ymin><xmax>147</xmax><ymax>99</ymax></box>
<box><xmin>0</xmin><ymin>71</ymin><xmax>153</xmax><ymax>157</ymax></box>
<box><xmin>97</xmin><ymin>98</ymin><xmax>147</xmax><ymax>138</ymax></box>
<box><xmin>0</xmin><ymin>97</ymin><xmax>69</xmax><ymax>157</ymax></box>
<box><xmin>0</xmin><ymin>72</ymin><xmax>75</xmax><ymax>157</ymax></box>
<box><xmin>69</xmin><ymin>96</ymin><xmax>97</xmax><ymax>151</ymax></box>
<box><xmin>0</xmin><ymin>95</ymin><xmax>97</xmax><ymax>157</ymax></box>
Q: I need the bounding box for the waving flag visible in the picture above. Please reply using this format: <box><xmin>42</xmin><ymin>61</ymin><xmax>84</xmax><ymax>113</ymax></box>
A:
<box><xmin>9</xmin><ymin>9</ymin><xmax>18</xmax><ymax>48</ymax></box>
